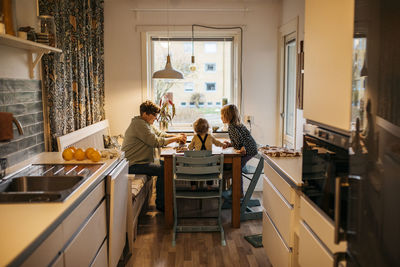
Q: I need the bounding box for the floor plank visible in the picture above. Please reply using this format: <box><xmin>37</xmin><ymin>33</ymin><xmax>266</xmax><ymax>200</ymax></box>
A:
<box><xmin>129</xmin><ymin>191</ymin><xmax>272</xmax><ymax>267</ymax></box>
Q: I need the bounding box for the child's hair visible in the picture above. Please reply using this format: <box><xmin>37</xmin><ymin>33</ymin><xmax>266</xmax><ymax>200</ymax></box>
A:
<box><xmin>193</xmin><ymin>118</ymin><xmax>209</xmax><ymax>134</ymax></box>
<box><xmin>221</xmin><ymin>104</ymin><xmax>240</xmax><ymax>125</ymax></box>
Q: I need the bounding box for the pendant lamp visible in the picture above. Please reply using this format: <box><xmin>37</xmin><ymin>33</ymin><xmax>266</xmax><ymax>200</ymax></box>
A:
<box><xmin>153</xmin><ymin>55</ymin><xmax>183</xmax><ymax>79</ymax></box>
<box><xmin>152</xmin><ymin>0</ymin><xmax>183</xmax><ymax>79</ymax></box>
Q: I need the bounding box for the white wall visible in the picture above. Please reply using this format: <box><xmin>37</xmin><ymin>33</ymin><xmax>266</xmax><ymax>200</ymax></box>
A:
<box><xmin>104</xmin><ymin>0</ymin><xmax>281</xmax><ymax>146</ymax></box>
<box><xmin>0</xmin><ymin>0</ymin><xmax>39</xmax><ymax>79</ymax></box>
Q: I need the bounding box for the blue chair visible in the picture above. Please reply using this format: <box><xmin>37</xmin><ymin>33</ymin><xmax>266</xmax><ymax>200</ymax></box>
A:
<box><xmin>172</xmin><ymin>150</ymin><xmax>226</xmax><ymax>246</ymax></box>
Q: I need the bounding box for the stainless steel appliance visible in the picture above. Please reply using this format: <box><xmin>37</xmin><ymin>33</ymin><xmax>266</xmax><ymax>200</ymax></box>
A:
<box><xmin>302</xmin><ymin>122</ymin><xmax>350</xmax><ymax>233</ymax></box>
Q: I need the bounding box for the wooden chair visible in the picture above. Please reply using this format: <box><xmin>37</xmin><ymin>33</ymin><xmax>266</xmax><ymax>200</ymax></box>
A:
<box><xmin>172</xmin><ymin>150</ymin><xmax>226</xmax><ymax>246</ymax></box>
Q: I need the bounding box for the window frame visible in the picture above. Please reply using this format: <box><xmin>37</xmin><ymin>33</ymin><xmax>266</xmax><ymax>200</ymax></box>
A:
<box><xmin>139</xmin><ymin>26</ymin><xmax>242</xmax><ymax>128</ymax></box>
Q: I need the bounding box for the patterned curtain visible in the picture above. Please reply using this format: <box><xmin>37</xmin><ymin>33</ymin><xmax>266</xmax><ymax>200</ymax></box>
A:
<box><xmin>39</xmin><ymin>0</ymin><xmax>105</xmax><ymax>151</ymax></box>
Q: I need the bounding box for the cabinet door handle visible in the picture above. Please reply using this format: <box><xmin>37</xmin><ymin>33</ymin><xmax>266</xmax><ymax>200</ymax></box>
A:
<box><xmin>334</xmin><ymin>176</ymin><xmax>348</xmax><ymax>244</ymax></box>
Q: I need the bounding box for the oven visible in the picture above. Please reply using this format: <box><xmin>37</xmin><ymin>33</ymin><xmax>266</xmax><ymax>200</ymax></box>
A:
<box><xmin>302</xmin><ymin>122</ymin><xmax>350</xmax><ymax>232</ymax></box>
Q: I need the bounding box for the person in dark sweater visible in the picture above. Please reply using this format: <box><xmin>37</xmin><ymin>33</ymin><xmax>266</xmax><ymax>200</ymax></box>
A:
<box><xmin>221</xmin><ymin>104</ymin><xmax>258</xmax><ymax>193</ymax></box>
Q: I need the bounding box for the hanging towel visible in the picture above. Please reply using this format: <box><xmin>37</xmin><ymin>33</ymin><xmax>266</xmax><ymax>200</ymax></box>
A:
<box><xmin>0</xmin><ymin>112</ymin><xmax>14</xmax><ymax>141</ymax></box>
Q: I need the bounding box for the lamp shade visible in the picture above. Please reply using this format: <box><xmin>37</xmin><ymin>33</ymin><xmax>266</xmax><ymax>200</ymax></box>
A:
<box><xmin>152</xmin><ymin>55</ymin><xmax>184</xmax><ymax>79</ymax></box>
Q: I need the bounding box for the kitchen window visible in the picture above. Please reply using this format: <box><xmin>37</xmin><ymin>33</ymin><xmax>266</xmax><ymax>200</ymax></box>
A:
<box><xmin>144</xmin><ymin>32</ymin><xmax>241</xmax><ymax>127</ymax></box>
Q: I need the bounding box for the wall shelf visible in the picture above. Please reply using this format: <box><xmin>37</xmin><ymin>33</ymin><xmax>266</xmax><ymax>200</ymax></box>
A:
<box><xmin>0</xmin><ymin>33</ymin><xmax>62</xmax><ymax>78</ymax></box>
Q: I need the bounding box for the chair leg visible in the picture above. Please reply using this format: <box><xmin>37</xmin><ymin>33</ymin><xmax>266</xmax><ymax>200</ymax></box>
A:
<box><xmin>172</xmin><ymin>180</ymin><xmax>177</xmax><ymax>247</ymax></box>
<box><xmin>218</xmin><ymin>181</ymin><xmax>226</xmax><ymax>246</ymax></box>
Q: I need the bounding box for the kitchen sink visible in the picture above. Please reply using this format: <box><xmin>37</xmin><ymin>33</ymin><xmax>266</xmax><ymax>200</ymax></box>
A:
<box><xmin>0</xmin><ymin>176</ymin><xmax>86</xmax><ymax>203</ymax></box>
<box><xmin>0</xmin><ymin>163</ymin><xmax>103</xmax><ymax>204</ymax></box>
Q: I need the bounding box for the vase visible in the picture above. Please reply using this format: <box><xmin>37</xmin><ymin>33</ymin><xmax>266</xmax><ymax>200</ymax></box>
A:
<box><xmin>159</xmin><ymin>121</ymin><xmax>169</xmax><ymax>131</ymax></box>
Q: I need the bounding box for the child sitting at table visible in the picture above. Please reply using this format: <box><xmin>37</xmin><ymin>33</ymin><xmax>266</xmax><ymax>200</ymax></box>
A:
<box><xmin>220</xmin><ymin>104</ymin><xmax>258</xmax><ymax>193</ymax></box>
<box><xmin>188</xmin><ymin>118</ymin><xmax>224</xmax><ymax>190</ymax></box>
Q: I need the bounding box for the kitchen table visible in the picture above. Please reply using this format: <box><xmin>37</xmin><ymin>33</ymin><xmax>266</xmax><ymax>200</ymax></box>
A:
<box><xmin>161</xmin><ymin>145</ymin><xmax>242</xmax><ymax>228</ymax></box>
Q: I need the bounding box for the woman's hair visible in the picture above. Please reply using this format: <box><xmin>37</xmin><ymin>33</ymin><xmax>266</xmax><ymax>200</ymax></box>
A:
<box><xmin>140</xmin><ymin>100</ymin><xmax>160</xmax><ymax>116</ymax></box>
<box><xmin>193</xmin><ymin>118</ymin><xmax>209</xmax><ymax>135</ymax></box>
<box><xmin>221</xmin><ymin>104</ymin><xmax>240</xmax><ymax>125</ymax></box>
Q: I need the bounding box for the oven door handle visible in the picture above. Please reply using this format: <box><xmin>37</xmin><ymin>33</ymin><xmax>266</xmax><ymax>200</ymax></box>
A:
<box><xmin>334</xmin><ymin>176</ymin><xmax>348</xmax><ymax>244</ymax></box>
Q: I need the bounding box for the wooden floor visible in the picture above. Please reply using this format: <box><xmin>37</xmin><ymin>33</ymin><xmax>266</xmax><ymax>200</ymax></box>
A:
<box><xmin>129</xmin><ymin>191</ymin><xmax>272</xmax><ymax>267</ymax></box>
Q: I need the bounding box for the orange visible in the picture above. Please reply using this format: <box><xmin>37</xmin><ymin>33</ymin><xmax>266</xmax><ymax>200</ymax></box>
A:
<box><xmin>89</xmin><ymin>150</ymin><xmax>101</xmax><ymax>162</ymax></box>
<box><xmin>85</xmin><ymin>147</ymin><xmax>95</xmax><ymax>158</ymax></box>
<box><xmin>74</xmin><ymin>148</ymin><xmax>86</xmax><ymax>161</ymax></box>
<box><xmin>69</xmin><ymin>146</ymin><xmax>77</xmax><ymax>154</ymax></box>
<box><xmin>62</xmin><ymin>148</ymin><xmax>74</xmax><ymax>161</ymax></box>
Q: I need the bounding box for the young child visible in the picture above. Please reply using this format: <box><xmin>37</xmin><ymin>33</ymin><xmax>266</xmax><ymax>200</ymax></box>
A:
<box><xmin>188</xmin><ymin>118</ymin><xmax>224</xmax><ymax>190</ymax></box>
<box><xmin>221</xmin><ymin>104</ymin><xmax>258</xmax><ymax>192</ymax></box>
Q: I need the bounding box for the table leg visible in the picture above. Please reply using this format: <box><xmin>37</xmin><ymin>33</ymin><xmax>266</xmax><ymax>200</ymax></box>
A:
<box><xmin>164</xmin><ymin>157</ymin><xmax>173</xmax><ymax>228</ymax></box>
<box><xmin>232</xmin><ymin>156</ymin><xmax>241</xmax><ymax>228</ymax></box>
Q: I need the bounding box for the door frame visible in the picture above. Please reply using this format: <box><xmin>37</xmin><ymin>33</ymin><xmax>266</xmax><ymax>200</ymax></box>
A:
<box><xmin>277</xmin><ymin>17</ymin><xmax>299</xmax><ymax>148</ymax></box>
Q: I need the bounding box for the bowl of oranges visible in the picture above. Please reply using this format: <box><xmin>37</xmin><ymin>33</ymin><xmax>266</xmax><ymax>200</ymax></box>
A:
<box><xmin>62</xmin><ymin>147</ymin><xmax>102</xmax><ymax>162</ymax></box>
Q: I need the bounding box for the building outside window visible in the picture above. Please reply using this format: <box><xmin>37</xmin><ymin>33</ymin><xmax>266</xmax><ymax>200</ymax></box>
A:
<box><xmin>207</xmin><ymin>102</ymin><xmax>213</xmax><ymax>106</ymax></box>
<box><xmin>189</xmin><ymin>101</ymin><xmax>196</xmax><ymax>107</ymax></box>
<box><xmin>204</xmin><ymin>42</ymin><xmax>217</xmax><ymax>53</ymax></box>
<box><xmin>205</xmin><ymin>63</ymin><xmax>216</xmax><ymax>72</ymax></box>
<box><xmin>180</xmin><ymin>102</ymin><xmax>187</xmax><ymax>106</ymax></box>
<box><xmin>205</xmin><ymin>82</ymin><xmax>216</xmax><ymax>91</ymax></box>
<box><xmin>184</xmin><ymin>82</ymin><xmax>194</xmax><ymax>92</ymax></box>
<box><xmin>216</xmin><ymin>102</ymin><xmax>222</xmax><ymax>106</ymax></box>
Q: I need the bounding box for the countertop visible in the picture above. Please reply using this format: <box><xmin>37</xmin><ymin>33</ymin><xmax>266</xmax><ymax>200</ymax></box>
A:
<box><xmin>261</xmin><ymin>153</ymin><xmax>303</xmax><ymax>187</ymax></box>
<box><xmin>0</xmin><ymin>152</ymin><xmax>121</xmax><ymax>267</ymax></box>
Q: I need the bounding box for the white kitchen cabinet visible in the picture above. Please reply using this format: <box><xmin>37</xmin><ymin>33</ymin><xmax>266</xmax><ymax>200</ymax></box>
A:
<box><xmin>298</xmin><ymin>196</ymin><xmax>347</xmax><ymax>267</ymax></box>
<box><xmin>64</xmin><ymin>200</ymin><xmax>107</xmax><ymax>267</ymax></box>
<box><xmin>21</xmin><ymin>180</ymin><xmax>107</xmax><ymax>267</ymax></box>
<box><xmin>263</xmin><ymin>175</ymin><xmax>294</xmax><ymax>246</ymax></box>
<box><xmin>21</xmin><ymin>223</ymin><xmax>64</xmax><ymax>267</ymax></box>
<box><xmin>107</xmin><ymin>159</ymin><xmax>129</xmax><ymax>267</ymax></box>
<box><xmin>298</xmin><ymin>220</ymin><xmax>334</xmax><ymax>267</ymax></box>
<box><xmin>303</xmin><ymin>0</ymin><xmax>354</xmax><ymax>131</ymax></box>
<box><xmin>262</xmin><ymin>159</ymin><xmax>301</xmax><ymax>267</ymax></box>
<box><xmin>91</xmin><ymin>240</ymin><xmax>108</xmax><ymax>267</ymax></box>
<box><xmin>263</xmin><ymin>211</ymin><xmax>292</xmax><ymax>267</ymax></box>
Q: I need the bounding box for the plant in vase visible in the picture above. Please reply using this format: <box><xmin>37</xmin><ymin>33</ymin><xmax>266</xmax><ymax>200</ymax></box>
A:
<box><xmin>158</xmin><ymin>95</ymin><xmax>176</xmax><ymax>130</ymax></box>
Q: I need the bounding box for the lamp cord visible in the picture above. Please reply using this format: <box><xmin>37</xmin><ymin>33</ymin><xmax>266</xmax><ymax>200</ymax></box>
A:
<box><xmin>167</xmin><ymin>0</ymin><xmax>170</xmax><ymax>55</ymax></box>
<box><xmin>191</xmin><ymin>24</ymin><xmax>243</xmax><ymax>110</ymax></box>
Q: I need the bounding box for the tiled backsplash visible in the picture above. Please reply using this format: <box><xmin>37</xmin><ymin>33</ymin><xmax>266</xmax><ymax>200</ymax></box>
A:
<box><xmin>0</xmin><ymin>79</ymin><xmax>45</xmax><ymax>167</ymax></box>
